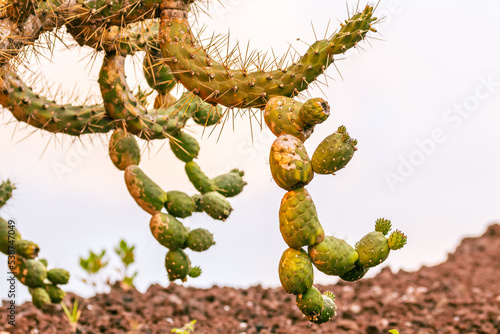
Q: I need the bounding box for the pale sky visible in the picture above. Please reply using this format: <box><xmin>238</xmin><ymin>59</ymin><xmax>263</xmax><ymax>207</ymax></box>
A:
<box><xmin>1</xmin><ymin>0</ymin><xmax>500</xmax><ymax>303</ymax></box>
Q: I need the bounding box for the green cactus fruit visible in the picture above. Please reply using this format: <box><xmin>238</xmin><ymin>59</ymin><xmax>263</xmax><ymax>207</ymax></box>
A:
<box><xmin>199</xmin><ymin>191</ymin><xmax>233</xmax><ymax>221</ymax></box>
<box><xmin>189</xmin><ymin>266</ymin><xmax>202</xmax><ymax>278</ymax></box>
<box><xmin>278</xmin><ymin>248</ymin><xmax>314</xmax><ymax>295</ymax></box>
<box><xmin>165</xmin><ymin>249</ymin><xmax>191</xmax><ymax>282</ymax></box>
<box><xmin>355</xmin><ymin>231</ymin><xmax>390</xmax><ymax>268</ymax></box>
<box><xmin>165</xmin><ymin>191</ymin><xmax>195</xmax><ymax>218</ymax></box>
<box><xmin>109</xmin><ymin>128</ymin><xmax>141</xmax><ymax>171</ymax></box>
<box><xmin>264</xmin><ymin>96</ymin><xmax>310</xmax><ymax>141</ymax></box>
<box><xmin>311</xmin><ymin>293</ymin><xmax>337</xmax><ymax>324</ymax></box>
<box><xmin>299</xmin><ymin>98</ymin><xmax>330</xmax><ymax>126</ymax></box>
<box><xmin>150</xmin><ymin>213</ymin><xmax>189</xmax><ymax>250</ymax></box>
<box><xmin>143</xmin><ymin>50</ymin><xmax>177</xmax><ymax>94</ymax></box>
<box><xmin>47</xmin><ymin>268</ymin><xmax>70</xmax><ymax>285</ymax></box>
<box><xmin>0</xmin><ymin>179</ymin><xmax>16</xmax><ymax>208</ymax></box>
<box><xmin>192</xmin><ymin>102</ymin><xmax>223</xmax><ymax>127</ymax></box>
<box><xmin>0</xmin><ymin>217</ymin><xmax>21</xmax><ymax>255</ymax></box>
<box><xmin>375</xmin><ymin>218</ymin><xmax>392</xmax><ymax>236</ymax></box>
<box><xmin>169</xmin><ymin>131</ymin><xmax>200</xmax><ymax>163</ymax></box>
<box><xmin>185</xmin><ymin>161</ymin><xmax>215</xmax><ymax>194</ymax></box>
<box><xmin>269</xmin><ymin>135</ymin><xmax>314</xmax><ymax>191</ymax></box>
<box><xmin>279</xmin><ymin>188</ymin><xmax>324</xmax><ymax>249</ymax></box>
<box><xmin>45</xmin><ymin>285</ymin><xmax>66</xmax><ymax>303</ymax></box>
<box><xmin>186</xmin><ymin>228</ymin><xmax>215</xmax><ymax>252</ymax></box>
<box><xmin>212</xmin><ymin>169</ymin><xmax>247</xmax><ymax>198</ymax></box>
<box><xmin>124</xmin><ymin>165</ymin><xmax>168</xmax><ymax>215</ymax></box>
<box><xmin>14</xmin><ymin>240</ymin><xmax>40</xmax><ymax>259</ymax></box>
<box><xmin>308</xmin><ymin>236</ymin><xmax>358</xmax><ymax>276</ymax></box>
<box><xmin>311</xmin><ymin>126</ymin><xmax>357</xmax><ymax>175</ymax></box>
<box><xmin>11</xmin><ymin>255</ymin><xmax>47</xmax><ymax>287</ymax></box>
<box><xmin>339</xmin><ymin>264</ymin><xmax>369</xmax><ymax>282</ymax></box>
<box><xmin>388</xmin><ymin>230</ymin><xmax>408</xmax><ymax>250</ymax></box>
<box><xmin>296</xmin><ymin>286</ymin><xmax>323</xmax><ymax>321</ymax></box>
<box><xmin>30</xmin><ymin>287</ymin><xmax>51</xmax><ymax>309</ymax></box>
<box><xmin>191</xmin><ymin>194</ymin><xmax>203</xmax><ymax>212</ymax></box>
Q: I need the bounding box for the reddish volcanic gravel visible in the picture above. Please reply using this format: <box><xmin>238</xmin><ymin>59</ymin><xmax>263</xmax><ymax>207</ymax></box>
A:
<box><xmin>1</xmin><ymin>224</ymin><xmax>500</xmax><ymax>334</ymax></box>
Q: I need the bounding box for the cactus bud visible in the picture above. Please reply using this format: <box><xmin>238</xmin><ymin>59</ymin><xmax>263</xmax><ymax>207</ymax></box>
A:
<box><xmin>388</xmin><ymin>230</ymin><xmax>407</xmax><ymax>250</ymax></box>
<box><xmin>47</xmin><ymin>268</ymin><xmax>70</xmax><ymax>285</ymax></box>
<box><xmin>375</xmin><ymin>218</ymin><xmax>392</xmax><ymax>236</ymax></box>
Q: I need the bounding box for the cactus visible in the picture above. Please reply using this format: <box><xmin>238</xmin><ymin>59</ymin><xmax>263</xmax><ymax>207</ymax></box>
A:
<box><xmin>308</xmin><ymin>236</ymin><xmax>359</xmax><ymax>276</ymax></box>
<box><xmin>296</xmin><ymin>286</ymin><xmax>324</xmax><ymax>322</ymax></box>
<box><xmin>165</xmin><ymin>249</ymin><xmax>191</xmax><ymax>282</ymax></box>
<box><xmin>0</xmin><ymin>180</ymin><xmax>16</xmax><ymax>208</ymax></box>
<box><xmin>165</xmin><ymin>191</ymin><xmax>196</xmax><ymax>218</ymax></box>
<box><xmin>45</xmin><ymin>285</ymin><xmax>66</xmax><ymax>303</ymax></box>
<box><xmin>212</xmin><ymin>169</ymin><xmax>247</xmax><ymax>198</ymax></box>
<box><xmin>11</xmin><ymin>255</ymin><xmax>47</xmax><ymax>288</ymax></box>
<box><xmin>30</xmin><ymin>287</ymin><xmax>51</xmax><ymax>309</ymax></box>
<box><xmin>185</xmin><ymin>161</ymin><xmax>215</xmax><ymax>194</ymax></box>
<box><xmin>124</xmin><ymin>165</ymin><xmax>168</xmax><ymax>215</ymax></box>
<box><xmin>169</xmin><ymin>131</ymin><xmax>200</xmax><ymax>163</ymax></box>
<box><xmin>199</xmin><ymin>191</ymin><xmax>233</xmax><ymax>221</ymax></box>
<box><xmin>185</xmin><ymin>228</ymin><xmax>215</xmax><ymax>252</ymax></box>
<box><xmin>13</xmin><ymin>239</ymin><xmax>40</xmax><ymax>259</ymax></box>
<box><xmin>47</xmin><ymin>268</ymin><xmax>70</xmax><ymax>285</ymax></box>
<box><xmin>109</xmin><ymin>129</ymin><xmax>141</xmax><ymax>170</ymax></box>
<box><xmin>278</xmin><ymin>248</ymin><xmax>314</xmax><ymax>295</ymax></box>
<box><xmin>150</xmin><ymin>213</ymin><xmax>189</xmax><ymax>250</ymax></box>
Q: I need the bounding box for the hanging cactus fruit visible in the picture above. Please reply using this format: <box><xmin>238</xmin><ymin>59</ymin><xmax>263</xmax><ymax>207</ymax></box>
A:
<box><xmin>165</xmin><ymin>191</ymin><xmax>196</xmax><ymax>218</ymax></box>
<box><xmin>311</xmin><ymin>293</ymin><xmax>337</xmax><ymax>324</ymax></box>
<box><xmin>185</xmin><ymin>161</ymin><xmax>215</xmax><ymax>194</ymax></box>
<box><xmin>299</xmin><ymin>98</ymin><xmax>331</xmax><ymax>127</ymax></box>
<box><xmin>150</xmin><ymin>213</ymin><xmax>189</xmax><ymax>251</ymax></box>
<box><xmin>312</xmin><ymin>125</ymin><xmax>358</xmax><ymax>175</ymax></box>
<box><xmin>199</xmin><ymin>192</ymin><xmax>233</xmax><ymax>221</ymax></box>
<box><xmin>188</xmin><ymin>266</ymin><xmax>202</xmax><ymax>278</ymax></box>
<box><xmin>169</xmin><ymin>131</ymin><xmax>200</xmax><ymax>163</ymax></box>
<box><xmin>185</xmin><ymin>228</ymin><xmax>215</xmax><ymax>252</ymax></box>
<box><xmin>109</xmin><ymin>128</ymin><xmax>141</xmax><ymax>171</ymax></box>
<box><xmin>264</xmin><ymin>96</ymin><xmax>311</xmax><ymax>141</ymax></box>
<box><xmin>269</xmin><ymin>135</ymin><xmax>314</xmax><ymax>191</ymax></box>
<box><xmin>355</xmin><ymin>231</ymin><xmax>390</xmax><ymax>268</ymax></box>
<box><xmin>296</xmin><ymin>286</ymin><xmax>324</xmax><ymax>321</ymax></box>
<box><xmin>0</xmin><ymin>217</ymin><xmax>21</xmax><ymax>255</ymax></box>
<box><xmin>124</xmin><ymin>165</ymin><xmax>168</xmax><ymax>215</ymax></box>
<box><xmin>30</xmin><ymin>287</ymin><xmax>51</xmax><ymax>309</ymax></box>
<box><xmin>165</xmin><ymin>249</ymin><xmax>191</xmax><ymax>282</ymax></box>
<box><xmin>11</xmin><ymin>255</ymin><xmax>47</xmax><ymax>288</ymax></box>
<box><xmin>45</xmin><ymin>285</ymin><xmax>66</xmax><ymax>303</ymax></box>
<box><xmin>279</xmin><ymin>188</ymin><xmax>324</xmax><ymax>249</ymax></box>
<box><xmin>339</xmin><ymin>264</ymin><xmax>370</xmax><ymax>282</ymax></box>
<box><xmin>278</xmin><ymin>248</ymin><xmax>314</xmax><ymax>295</ymax></box>
<box><xmin>212</xmin><ymin>169</ymin><xmax>247</xmax><ymax>198</ymax></box>
<box><xmin>14</xmin><ymin>239</ymin><xmax>40</xmax><ymax>259</ymax></box>
<box><xmin>46</xmin><ymin>268</ymin><xmax>70</xmax><ymax>285</ymax></box>
<box><xmin>308</xmin><ymin>236</ymin><xmax>359</xmax><ymax>276</ymax></box>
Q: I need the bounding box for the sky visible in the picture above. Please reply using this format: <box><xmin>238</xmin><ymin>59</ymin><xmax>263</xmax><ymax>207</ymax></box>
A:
<box><xmin>1</xmin><ymin>0</ymin><xmax>500</xmax><ymax>304</ymax></box>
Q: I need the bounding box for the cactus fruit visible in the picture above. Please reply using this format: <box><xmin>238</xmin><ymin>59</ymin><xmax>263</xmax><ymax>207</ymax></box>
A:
<box><xmin>296</xmin><ymin>286</ymin><xmax>323</xmax><ymax>321</ymax></box>
<box><xmin>339</xmin><ymin>264</ymin><xmax>369</xmax><ymax>282</ymax></box>
<box><xmin>45</xmin><ymin>285</ymin><xmax>66</xmax><ymax>303</ymax></box>
<box><xmin>150</xmin><ymin>213</ymin><xmax>189</xmax><ymax>250</ymax></box>
<box><xmin>299</xmin><ymin>98</ymin><xmax>331</xmax><ymax>127</ymax></box>
<box><xmin>165</xmin><ymin>249</ymin><xmax>191</xmax><ymax>282</ymax></box>
<box><xmin>13</xmin><ymin>239</ymin><xmax>40</xmax><ymax>259</ymax></box>
<box><xmin>124</xmin><ymin>165</ymin><xmax>168</xmax><ymax>215</ymax></box>
<box><xmin>188</xmin><ymin>266</ymin><xmax>202</xmax><ymax>278</ymax></box>
<box><xmin>185</xmin><ymin>161</ymin><xmax>215</xmax><ymax>194</ymax></box>
<box><xmin>192</xmin><ymin>103</ymin><xmax>223</xmax><ymax>127</ymax></box>
<box><xmin>30</xmin><ymin>287</ymin><xmax>51</xmax><ymax>309</ymax></box>
<box><xmin>169</xmin><ymin>131</ymin><xmax>200</xmax><ymax>163</ymax></box>
<box><xmin>0</xmin><ymin>217</ymin><xmax>21</xmax><ymax>255</ymax></box>
<box><xmin>199</xmin><ymin>192</ymin><xmax>233</xmax><ymax>221</ymax></box>
<box><xmin>355</xmin><ymin>231</ymin><xmax>390</xmax><ymax>268</ymax></box>
<box><xmin>269</xmin><ymin>135</ymin><xmax>314</xmax><ymax>191</ymax></box>
<box><xmin>212</xmin><ymin>169</ymin><xmax>247</xmax><ymax>198</ymax></box>
<box><xmin>278</xmin><ymin>248</ymin><xmax>314</xmax><ymax>295</ymax></box>
<box><xmin>388</xmin><ymin>230</ymin><xmax>408</xmax><ymax>250</ymax></box>
<box><xmin>0</xmin><ymin>179</ymin><xmax>16</xmax><ymax>208</ymax></box>
<box><xmin>11</xmin><ymin>255</ymin><xmax>47</xmax><ymax>288</ymax></box>
<box><xmin>165</xmin><ymin>191</ymin><xmax>196</xmax><ymax>218</ymax></box>
<box><xmin>311</xmin><ymin>293</ymin><xmax>337</xmax><ymax>324</ymax></box>
<box><xmin>311</xmin><ymin>126</ymin><xmax>357</xmax><ymax>175</ymax></box>
<box><xmin>264</xmin><ymin>96</ymin><xmax>311</xmax><ymax>141</ymax></box>
<box><xmin>279</xmin><ymin>188</ymin><xmax>324</xmax><ymax>249</ymax></box>
<box><xmin>185</xmin><ymin>228</ymin><xmax>215</xmax><ymax>252</ymax></box>
<box><xmin>109</xmin><ymin>128</ymin><xmax>141</xmax><ymax>170</ymax></box>
<box><xmin>308</xmin><ymin>236</ymin><xmax>359</xmax><ymax>276</ymax></box>
<box><xmin>46</xmin><ymin>268</ymin><xmax>70</xmax><ymax>285</ymax></box>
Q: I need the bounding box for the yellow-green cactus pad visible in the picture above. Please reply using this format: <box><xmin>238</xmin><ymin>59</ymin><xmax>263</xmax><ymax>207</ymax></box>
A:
<box><xmin>212</xmin><ymin>169</ymin><xmax>247</xmax><ymax>198</ymax></box>
<box><xmin>278</xmin><ymin>248</ymin><xmax>313</xmax><ymax>295</ymax></box>
<box><xmin>45</xmin><ymin>285</ymin><xmax>66</xmax><ymax>303</ymax></box>
<box><xmin>47</xmin><ymin>268</ymin><xmax>70</xmax><ymax>285</ymax></box>
<box><xmin>11</xmin><ymin>255</ymin><xmax>47</xmax><ymax>288</ymax></box>
<box><xmin>109</xmin><ymin>128</ymin><xmax>141</xmax><ymax>170</ymax></box>
<box><xmin>124</xmin><ymin>165</ymin><xmax>167</xmax><ymax>215</ymax></box>
<box><xmin>308</xmin><ymin>236</ymin><xmax>358</xmax><ymax>276</ymax></box>
<box><xmin>143</xmin><ymin>49</ymin><xmax>177</xmax><ymax>94</ymax></box>
<box><xmin>185</xmin><ymin>161</ymin><xmax>215</xmax><ymax>194</ymax></box>
<box><xmin>355</xmin><ymin>231</ymin><xmax>390</xmax><ymax>268</ymax></box>
<box><xmin>269</xmin><ymin>135</ymin><xmax>314</xmax><ymax>191</ymax></box>
<box><xmin>0</xmin><ymin>180</ymin><xmax>16</xmax><ymax>209</ymax></box>
<box><xmin>30</xmin><ymin>287</ymin><xmax>51</xmax><ymax>309</ymax></box>
<box><xmin>150</xmin><ymin>213</ymin><xmax>188</xmax><ymax>250</ymax></box>
<box><xmin>296</xmin><ymin>286</ymin><xmax>323</xmax><ymax>322</ymax></box>
<box><xmin>199</xmin><ymin>192</ymin><xmax>233</xmax><ymax>221</ymax></box>
<box><xmin>165</xmin><ymin>191</ymin><xmax>195</xmax><ymax>218</ymax></box>
<box><xmin>0</xmin><ymin>217</ymin><xmax>21</xmax><ymax>255</ymax></box>
<box><xmin>185</xmin><ymin>228</ymin><xmax>215</xmax><ymax>252</ymax></box>
<box><xmin>165</xmin><ymin>249</ymin><xmax>191</xmax><ymax>282</ymax></box>
<box><xmin>311</xmin><ymin>126</ymin><xmax>357</xmax><ymax>175</ymax></box>
<box><xmin>169</xmin><ymin>131</ymin><xmax>200</xmax><ymax>163</ymax></box>
<box><xmin>264</xmin><ymin>96</ymin><xmax>310</xmax><ymax>141</ymax></box>
<box><xmin>14</xmin><ymin>240</ymin><xmax>40</xmax><ymax>259</ymax></box>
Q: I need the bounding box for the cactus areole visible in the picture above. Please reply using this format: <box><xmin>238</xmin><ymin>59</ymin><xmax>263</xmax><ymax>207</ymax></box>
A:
<box><xmin>0</xmin><ymin>0</ymin><xmax>408</xmax><ymax>324</ymax></box>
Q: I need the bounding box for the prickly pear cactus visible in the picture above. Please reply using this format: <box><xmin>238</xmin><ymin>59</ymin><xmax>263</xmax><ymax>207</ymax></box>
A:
<box><xmin>0</xmin><ymin>0</ymin><xmax>408</xmax><ymax>324</ymax></box>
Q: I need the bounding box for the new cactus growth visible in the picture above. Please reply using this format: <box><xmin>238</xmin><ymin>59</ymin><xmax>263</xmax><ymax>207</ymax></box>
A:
<box><xmin>165</xmin><ymin>191</ymin><xmax>196</xmax><ymax>218</ymax></box>
<box><xmin>212</xmin><ymin>169</ymin><xmax>247</xmax><ymax>198</ymax></box>
<box><xmin>0</xmin><ymin>180</ymin><xmax>15</xmax><ymax>208</ymax></box>
<box><xmin>185</xmin><ymin>228</ymin><xmax>215</xmax><ymax>252</ymax></box>
<box><xmin>165</xmin><ymin>249</ymin><xmax>191</xmax><ymax>282</ymax></box>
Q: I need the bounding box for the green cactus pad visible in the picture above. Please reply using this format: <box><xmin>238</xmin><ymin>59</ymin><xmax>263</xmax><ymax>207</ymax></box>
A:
<box><xmin>192</xmin><ymin>103</ymin><xmax>223</xmax><ymax>127</ymax></box>
<box><xmin>47</xmin><ymin>268</ymin><xmax>70</xmax><ymax>285</ymax></box>
<box><xmin>278</xmin><ymin>248</ymin><xmax>314</xmax><ymax>295</ymax></box>
<box><xmin>339</xmin><ymin>264</ymin><xmax>369</xmax><ymax>282</ymax></box>
<box><xmin>150</xmin><ymin>213</ymin><xmax>189</xmax><ymax>250</ymax></box>
<box><xmin>296</xmin><ymin>286</ymin><xmax>323</xmax><ymax>322</ymax></box>
<box><xmin>200</xmin><ymin>192</ymin><xmax>233</xmax><ymax>221</ymax></box>
<box><xmin>165</xmin><ymin>191</ymin><xmax>195</xmax><ymax>218</ymax></box>
<box><xmin>45</xmin><ymin>285</ymin><xmax>66</xmax><ymax>303</ymax></box>
<box><xmin>311</xmin><ymin>126</ymin><xmax>357</xmax><ymax>175</ymax></box>
<box><xmin>264</xmin><ymin>96</ymin><xmax>310</xmax><ymax>141</ymax></box>
<box><xmin>109</xmin><ymin>128</ymin><xmax>141</xmax><ymax>171</ymax></box>
<box><xmin>39</xmin><ymin>259</ymin><xmax>48</xmax><ymax>267</ymax></box>
<box><xmin>169</xmin><ymin>131</ymin><xmax>200</xmax><ymax>163</ymax></box>
<box><xmin>0</xmin><ymin>179</ymin><xmax>16</xmax><ymax>208</ymax></box>
<box><xmin>269</xmin><ymin>135</ymin><xmax>314</xmax><ymax>191</ymax></box>
<box><xmin>11</xmin><ymin>255</ymin><xmax>47</xmax><ymax>288</ymax></box>
<box><xmin>308</xmin><ymin>236</ymin><xmax>358</xmax><ymax>276</ymax></box>
<box><xmin>14</xmin><ymin>240</ymin><xmax>40</xmax><ymax>259</ymax></box>
<box><xmin>30</xmin><ymin>287</ymin><xmax>51</xmax><ymax>309</ymax></box>
<box><xmin>143</xmin><ymin>49</ymin><xmax>177</xmax><ymax>94</ymax></box>
<box><xmin>124</xmin><ymin>165</ymin><xmax>167</xmax><ymax>215</ymax></box>
<box><xmin>212</xmin><ymin>169</ymin><xmax>247</xmax><ymax>198</ymax></box>
<box><xmin>279</xmin><ymin>188</ymin><xmax>324</xmax><ymax>249</ymax></box>
<box><xmin>311</xmin><ymin>294</ymin><xmax>337</xmax><ymax>324</ymax></box>
<box><xmin>388</xmin><ymin>230</ymin><xmax>408</xmax><ymax>250</ymax></box>
<box><xmin>191</xmin><ymin>194</ymin><xmax>203</xmax><ymax>212</ymax></box>
<box><xmin>0</xmin><ymin>217</ymin><xmax>21</xmax><ymax>255</ymax></box>
<box><xmin>299</xmin><ymin>98</ymin><xmax>330</xmax><ymax>126</ymax></box>
<box><xmin>165</xmin><ymin>249</ymin><xmax>191</xmax><ymax>282</ymax></box>
<box><xmin>186</xmin><ymin>228</ymin><xmax>215</xmax><ymax>252</ymax></box>
<box><xmin>355</xmin><ymin>231</ymin><xmax>390</xmax><ymax>268</ymax></box>
<box><xmin>185</xmin><ymin>161</ymin><xmax>215</xmax><ymax>194</ymax></box>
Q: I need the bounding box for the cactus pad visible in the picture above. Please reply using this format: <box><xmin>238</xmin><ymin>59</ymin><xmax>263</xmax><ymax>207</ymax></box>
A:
<box><xmin>124</xmin><ymin>165</ymin><xmax>168</xmax><ymax>215</ymax></box>
<box><xmin>185</xmin><ymin>228</ymin><xmax>215</xmax><ymax>252</ymax></box>
<box><xmin>264</xmin><ymin>96</ymin><xmax>310</xmax><ymax>141</ymax></box>
<box><xmin>212</xmin><ymin>169</ymin><xmax>247</xmax><ymax>198</ymax></box>
<box><xmin>109</xmin><ymin>128</ymin><xmax>141</xmax><ymax>171</ymax></box>
<box><xmin>308</xmin><ymin>236</ymin><xmax>358</xmax><ymax>276</ymax></box>
<box><xmin>14</xmin><ymin>240</ymin><xmax>40</xmax><ymax>259</ymax></box>
<box><xmin>45</xmin><ymin>285</ymin><xmax>66</xmax><ymax>303</ymax></box>
<box><xmin>278</xmin><ymin>248</ymin><xmax>314</xmax><ymax>295</ymax></box>
<box><xmin>150</xmin><ymin>213</ymin><xmax>189</xmax><ymax>250</ymax></box>
<box><xmin>47</xmin><ymin>268</ymin><xmax>70</xmax><ymax>285</ymax></box>
<box><xmin>165</xmin><ymin>249</ymin><xmax>191</xmax><ymax>282</ymax></box>
<box><xmin>355</xmin><ymin>231</ymin><xmax>390</xmax><ymax>268</ymax></box>
<box><xmin>339</xmin><ymin>264</ymin><xmax>369</xmax><ymax>282</ymax></box>
<box><xmin>169</xmin><ymin>131</ymin><xmax>200</xmax><ymax>163</ymax></box>
<box><xmin>311</xmin><ymin>294</ymin><xmax>337</xmax><ymax>324</ymax></box>
<box><xmin>296</xmin><ymin>286</ymin><xmax>323</xmax><ymax>322</ymax></box>
<box><xmin>199</xmin><ymin>192</ymin><xmax>233</xmax><ymax>221</ymax></box>
<box><xmin>30</xmin><ymin>287</ymin><xmax>51</xmax><ymax>309</ymax></box>
<box><xmin>165</xmin><ymin>191</ymin><xmax>195</xmax><ymax>218</ymax></box>
<box><xmin>11</xmin><ymin>256</ymin><xmax>47</xmax><ymax>288</ymax></box>
<box><xmin>311</xmin><ymin>126</ymin><xmax>357</xmax><ymax>175</ymax></box>
<box><xmin>299</xmin><ymin>98</ymin><xmax>330</xmax><ymax>126</ymax></box>
<box><xmin>185</xmin><ymin>161</ymin><xmax>215</xmax><ymax>194</ymax></box>
<box><xmin>0</xmin><ymin>180</ymin><xmax>16</xmax><ymax>208</ymax></box>
<box><xmin>0</xmin><ymin>217</ymin><xmax>21</xmax><ymax>255</ymax></box>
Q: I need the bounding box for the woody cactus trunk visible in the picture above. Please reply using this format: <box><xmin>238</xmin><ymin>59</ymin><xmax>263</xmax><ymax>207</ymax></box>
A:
<box><xmin>0</xmin><ymin>0</ymin><xmax>407</xmax><ymax>324</ymax></box>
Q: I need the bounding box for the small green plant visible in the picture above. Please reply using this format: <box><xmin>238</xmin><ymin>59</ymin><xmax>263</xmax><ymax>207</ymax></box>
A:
<box><xmin>171</xmin><ymin>320</ymin><xmax>199</xmax><ymax>334</ymax></box>
<box><xmin>114</xmin><ymin>239</ymin><xmax>138</xmax><ymax>289</ymax></box>
<box><xmin>61</xmin><ymin>297</ymin><xmax>82</xmax><ymax>333</ymax></box>
<box><xmin>79</xmin><ymin>249</ymin><xmax>109</xmax><ymax>292</ymax></box>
